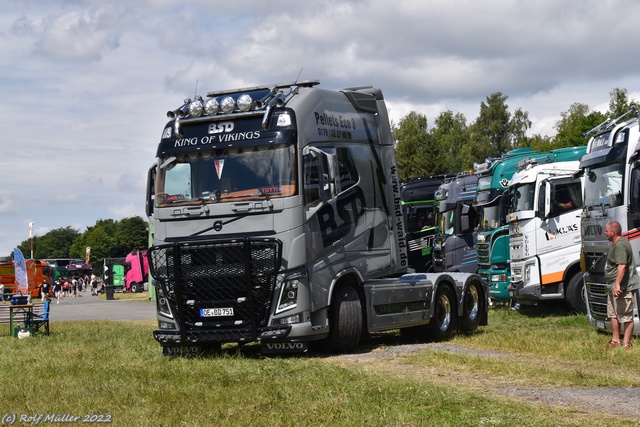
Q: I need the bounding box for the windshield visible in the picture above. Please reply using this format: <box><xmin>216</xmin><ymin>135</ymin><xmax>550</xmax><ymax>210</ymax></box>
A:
<box><xmin>406</xmin><ymin>205</ymin><xmax>437</xmax><ymax>233</ymax></box>
<box><xmin>510</xmin><ymin>183</ymin><xmax>535</xmax><ymax>212</ymax></box>
<box><xmin>477</xmin><ymin>203</ymin><xmax>501</xmax><ymax>230</ymax></box>
<box><xmin>156</xmin><ymin>143</ymin><xmax>296</xmax><ymax>206</ymax></box>
<box><xmin>584</xmin><ymin>162</ymin><xmax>624</xmax><ymax>207</ymax></box>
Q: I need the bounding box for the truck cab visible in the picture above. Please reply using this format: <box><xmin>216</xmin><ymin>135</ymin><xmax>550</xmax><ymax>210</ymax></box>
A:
<box><xmin>146</xmin><ymin>81</ymin><xmax>488</xmax><ymax>355</ymax></box>
<box><xmin>507</xmin><ymin>154</ymin><xmax>586</xmax><ymax>311</ymax></box>
<box><xmin>433</xmin><ymin>174</ymin><xmax>478</xmax><ymax>273</ymax></box>
<box><xmin>581</xmin><ymin>112</ymin><xmax>640</xmax><ymax>333</ymax></box>
<box><xmin>474</xmin><ymin>148</ymin><xmax>541</xmax><ymax>302</ymax></box>
<box><xmin>401</xmin><ymin>174</ymin><xmax>457</xmax><ymax>272</ymax></box>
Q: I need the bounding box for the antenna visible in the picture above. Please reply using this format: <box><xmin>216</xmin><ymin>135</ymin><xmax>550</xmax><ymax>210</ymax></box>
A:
<box><xmin>294</xmin><ymin>68</ymin><xmax>303</xmax><ymax>85</ymax></box>
<box><xmin>194</xmin><ymin>79</ymin><xmax>199</xmax><ymax>99</ymax></box>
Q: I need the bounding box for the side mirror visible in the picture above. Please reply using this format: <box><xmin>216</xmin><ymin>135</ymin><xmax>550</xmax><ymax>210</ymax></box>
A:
<box><xmin>146</xmin><ymin>164</ymin><xmax>156</xmax><ymax>217</ymax></box>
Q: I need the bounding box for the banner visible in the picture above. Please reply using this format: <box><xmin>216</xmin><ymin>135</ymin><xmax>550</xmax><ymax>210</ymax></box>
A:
<box><xmin>28</xmin><ymin>222</ymin><xmax>34</xmax><ymax>239</ymax></box>
<box><xmin>13</xmin><ymin>248</ymin><xmax>28</xmax><ymax>295</ymax></box>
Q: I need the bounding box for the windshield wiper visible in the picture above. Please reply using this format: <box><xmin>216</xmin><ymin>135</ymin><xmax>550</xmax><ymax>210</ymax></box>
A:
<box><xmin>220</xmin><ymin>190</ymin><xmax>281</xmax><ymax>208</ymax></box>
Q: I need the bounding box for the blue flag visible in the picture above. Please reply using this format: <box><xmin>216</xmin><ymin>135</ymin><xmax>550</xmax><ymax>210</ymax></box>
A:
<box><xmin>13</xmin><ymin>248</ymin><xmax>28</xmax><ymax>295</ymax></box>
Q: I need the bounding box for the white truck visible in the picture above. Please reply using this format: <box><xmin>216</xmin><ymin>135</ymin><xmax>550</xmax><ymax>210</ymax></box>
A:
<box><xmin>145</xmin><ymin>81</ymin><xmax>488</xmax><ymax>355</ymax></box>
<box><xmin>581</xmin><ymin>111</ymin><xmax>640</xmax><ymax>333</ymax></box>
<box><xmin>506</xmin><ymin>154</ymin><xmax>587</xmax><ymax>312</ymax></box>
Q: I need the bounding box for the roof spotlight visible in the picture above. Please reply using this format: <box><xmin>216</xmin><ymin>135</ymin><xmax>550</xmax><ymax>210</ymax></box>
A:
<box><xmin>205</xmin><ymin>98</ymin><xmax>219</xmax><ymax>115</ymax></box>
<box><xmin>220</xmin><ymin>96</ymin><xmax>235</xmax><ymax>114</ymax></box>
<box><xmin>237</xmin><ymin>94</ymin><xmax>253</xmax><ymax>112</ymax></box>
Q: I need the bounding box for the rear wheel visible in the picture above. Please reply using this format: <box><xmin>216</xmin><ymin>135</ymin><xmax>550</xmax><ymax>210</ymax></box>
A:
<box><xmin>428</xmin><ymin>286</ymin><xmax>456</xmax><ymax>341</ymax></box>
<box><xmin>130</xmin><ymin>282</ymin><xmax>141</xmax><ymax>293</ymax></box>
<box><xmin>326</xmin><ymin>286</ymin><xmax>363</xmax><ymax>353</ymax></box>
<box><xmin>565</xmin><ymin>272</ymin><xmax>586</xmax><ymax>314</ymax></box>
<box><xmin>461</xmin><ymin>280</ymin><xmax>482</xmax><ymax>332</ymax></box>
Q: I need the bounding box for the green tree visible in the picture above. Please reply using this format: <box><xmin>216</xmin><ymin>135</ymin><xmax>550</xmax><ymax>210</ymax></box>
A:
<box><xmin>526</xmin><ymin>133</ymin><xmax>554</xmax><ymax>151</ymax></box>
<box><xmin>510</xmin><ymin>108</ymin><xmax>532</xmax><ymax>148</ymax></box>
<box><xmin>554</xmin><ymin>102</ymin><xmax>605</xmax><ymax>148</ymax></box>
<box><xmin>431</xmin><ymin>110</ymin><xmax>469</xmax><ymax>173</ymax></box>
<box><xmin>473</xmin><ymin>92</ymin><xmax>513</xmax><ymax>156</ymax></box>
<box><xmin>113</xmin><ymin>216</ymin><xmax>149</xmax><ymax>256</ymax></box>
<box><xmin>607</xmin><ymin>87</ymin><xmax>640</xmax><ymax>119</ymax></box>
<box><xmin>460</xmin><ymin>125</ymin><xmax>494</xmax><ymax>170</ymax></box>
<box><xmin>460</xmin><ymin>92</ymin><xmax>533</xmax><ymax>169</ymax></box>
<box><xmin>93</xmin><ymin>219</ymin><xmax>118</xmax><ymax>236</ymax></box>
<box><xmin>393</xmin><ymin>111</ymin><xmax>434</xmax><ymax>179</ymax></box>
<box><xmin>17</xmin><ymin>226</ymin><xmax>80</xmax><ymax>259</ymax></box>
<box><xmin>81</xmin><ymin>226</ymin><xmax>116</xmax><ymax>271</ymax></box>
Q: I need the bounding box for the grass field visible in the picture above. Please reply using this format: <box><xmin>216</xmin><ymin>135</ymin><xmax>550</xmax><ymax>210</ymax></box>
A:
<box><xmin>0</xmin><ymin>303</ymin><xmax>638</xmax><ymax>426</ymax></box>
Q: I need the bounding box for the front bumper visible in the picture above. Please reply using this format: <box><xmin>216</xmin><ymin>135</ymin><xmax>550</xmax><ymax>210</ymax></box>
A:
<box><xmin>154</xmin><ymin>324</ymin><xmax>292</xmax><ymax>344</ymax></box>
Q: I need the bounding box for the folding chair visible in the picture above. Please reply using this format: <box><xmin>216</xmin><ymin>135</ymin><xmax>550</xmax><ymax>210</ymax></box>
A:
<box><xmin>25</xmin><ymin>300</ymin><xmax>50</xmax><ymax>335</ymax></box>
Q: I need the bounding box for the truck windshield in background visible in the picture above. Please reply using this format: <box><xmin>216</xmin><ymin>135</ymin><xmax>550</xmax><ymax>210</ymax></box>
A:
<box><xmin>510</xmin><ymin>182</ymin><xmax>536</xmax><ymax>212</ymax></box>
<box><xmin>157</xmin><ymin>143</ymin><xmax>296</xmax><ymax>206</ymax></box>
<box><xmin>583</xmin><ymin>162</ymin><xmax>623</xmax><ymax>207</ymax></box>
<box><xmin>475</xmin><ymin>185</ymin><xmax>502</xmax><ymax>231</ymax></box>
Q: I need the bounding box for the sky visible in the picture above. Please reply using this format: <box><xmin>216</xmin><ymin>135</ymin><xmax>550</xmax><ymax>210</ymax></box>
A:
<box><xmin>2</xmin><ymin>0</ymin><xmax>640</xmax><ymax>257</ymax></box>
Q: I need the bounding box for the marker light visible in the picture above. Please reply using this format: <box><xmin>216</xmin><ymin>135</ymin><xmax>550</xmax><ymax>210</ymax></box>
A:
<box><xmin>205</xmin><ymin>98</ymin><xmax>219</xmax><ymax>115</ymax></box>
<box><xmin>220</xmin><ymin>96</ymin><xmax>235</xmax><ymax>114</ymax></box>
<box><xmin>237</xmin><ymin>94</ymin><xmax>253</xmax><ymax>112</ymax></box>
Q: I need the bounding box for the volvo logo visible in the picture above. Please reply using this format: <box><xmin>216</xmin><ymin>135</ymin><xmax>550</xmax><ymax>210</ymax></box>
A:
<box><xmin>261</xmin><ymin>341</ymin><xmax>308</xmax><ymax>353</ymax></box>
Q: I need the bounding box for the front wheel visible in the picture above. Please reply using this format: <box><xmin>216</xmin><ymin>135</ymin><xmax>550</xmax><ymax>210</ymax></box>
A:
<box><xmin>428</xmin><ymin>286</ymin><xmax>456</xmax><ymax>341</ymax></box>
<box><xmin>325</xmin><ymin>286</ymin><xmax>363</xmax><ymax>353</ymax></box>
<box><xmin>565</xmin><ymin>272</ymin><xmax>586</xmax><ymax>314</ymax></box>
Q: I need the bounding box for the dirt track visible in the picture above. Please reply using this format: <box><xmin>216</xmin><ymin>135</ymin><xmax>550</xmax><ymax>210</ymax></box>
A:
<box><xmin>322</xmin><ymin>342</ymin><xmax>640</xmax><ymax>421</ymax></box>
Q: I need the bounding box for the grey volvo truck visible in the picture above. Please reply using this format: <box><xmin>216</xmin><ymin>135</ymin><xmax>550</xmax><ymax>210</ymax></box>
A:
<box><xmin>146</xmin><ymin>81</ymin><xmax>488</xmax><ymax>355</ymax></box>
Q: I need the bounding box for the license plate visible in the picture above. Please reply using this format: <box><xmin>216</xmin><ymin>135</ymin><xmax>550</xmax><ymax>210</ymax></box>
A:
<box><xmin>596</xmin><ymin>320</ymin><xmax>605</xmax><ymax>329</ymax></box>
<box><xmin>200</xmin><ymin>308</ymin><xmax>234</xmax><ymax>317</ymax></box>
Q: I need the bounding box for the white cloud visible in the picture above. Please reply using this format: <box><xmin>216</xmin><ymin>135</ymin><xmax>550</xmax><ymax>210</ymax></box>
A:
<box><xmin>2</xmin><ymin>0</ymin><xmax>640</xmax><ymax>255</ymax></box>
<box><xmin>33</xmin><ymin>6</ymin><xmax>130</xmax><ymax>61</ymax></box>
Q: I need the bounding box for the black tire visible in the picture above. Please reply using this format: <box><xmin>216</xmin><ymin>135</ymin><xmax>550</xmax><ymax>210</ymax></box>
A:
<box><xmin>565</xmin><ymin>272</ymin><xmax>586</xmax><ymax>314</ymax></box>
<box><xmin>460</xmin><ymin>280</ymin><xmax>482</xmax><ymax>332</ymax></box>
<box><xmin>130</xmin><ymin>282</ymin><xmax>140</xmax><ymax>293</ymax></box>
<box><xmin>428</xmin><ymin>285</ymin><xmax>456</xmax><ymax>341</ymax></box>
<box><xmin>326</xmin><ymin>286</ymin><xmax>363</xmax><ymax>353</ymax></box>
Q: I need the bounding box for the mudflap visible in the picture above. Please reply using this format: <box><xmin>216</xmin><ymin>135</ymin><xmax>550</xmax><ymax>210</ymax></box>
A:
<box><xmin>261</xmin><ymin>341</ymin><xmax>308</xmax><ymax>354</ymax></box>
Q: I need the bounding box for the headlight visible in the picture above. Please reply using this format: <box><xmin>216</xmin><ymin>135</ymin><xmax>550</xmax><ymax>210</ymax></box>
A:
<box><xmin>490</xmin><ymin>274</ymin><xmax>507</xmax><ymax>282</ymax></box>
<box><xmin>220</xmin><ymin>96</ymin><xmax>235</xmax><ymax>114</ymax></box>
<box><xmin>205</xmin><ymin>98</ymin><xmax>219</xmax><ymax>115</ymax></box>
<box><xmin>156</xmin><ymin>286</ymin><xmax>173</xmax><ymax>319</ymax></box>
<box><xmin>524</xmin><ymin>264</ymin><xmax>531</xmax><ymax>284</ymax></box>
<box><xmin>237</xmin><ymin>94</ymin><xmax>253</xmax><ymax>112</ymax></box>
<box><xmin>276</xmin><ymin>271</ymin><xmax>306</xmax><ymax>314</ymax></box>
